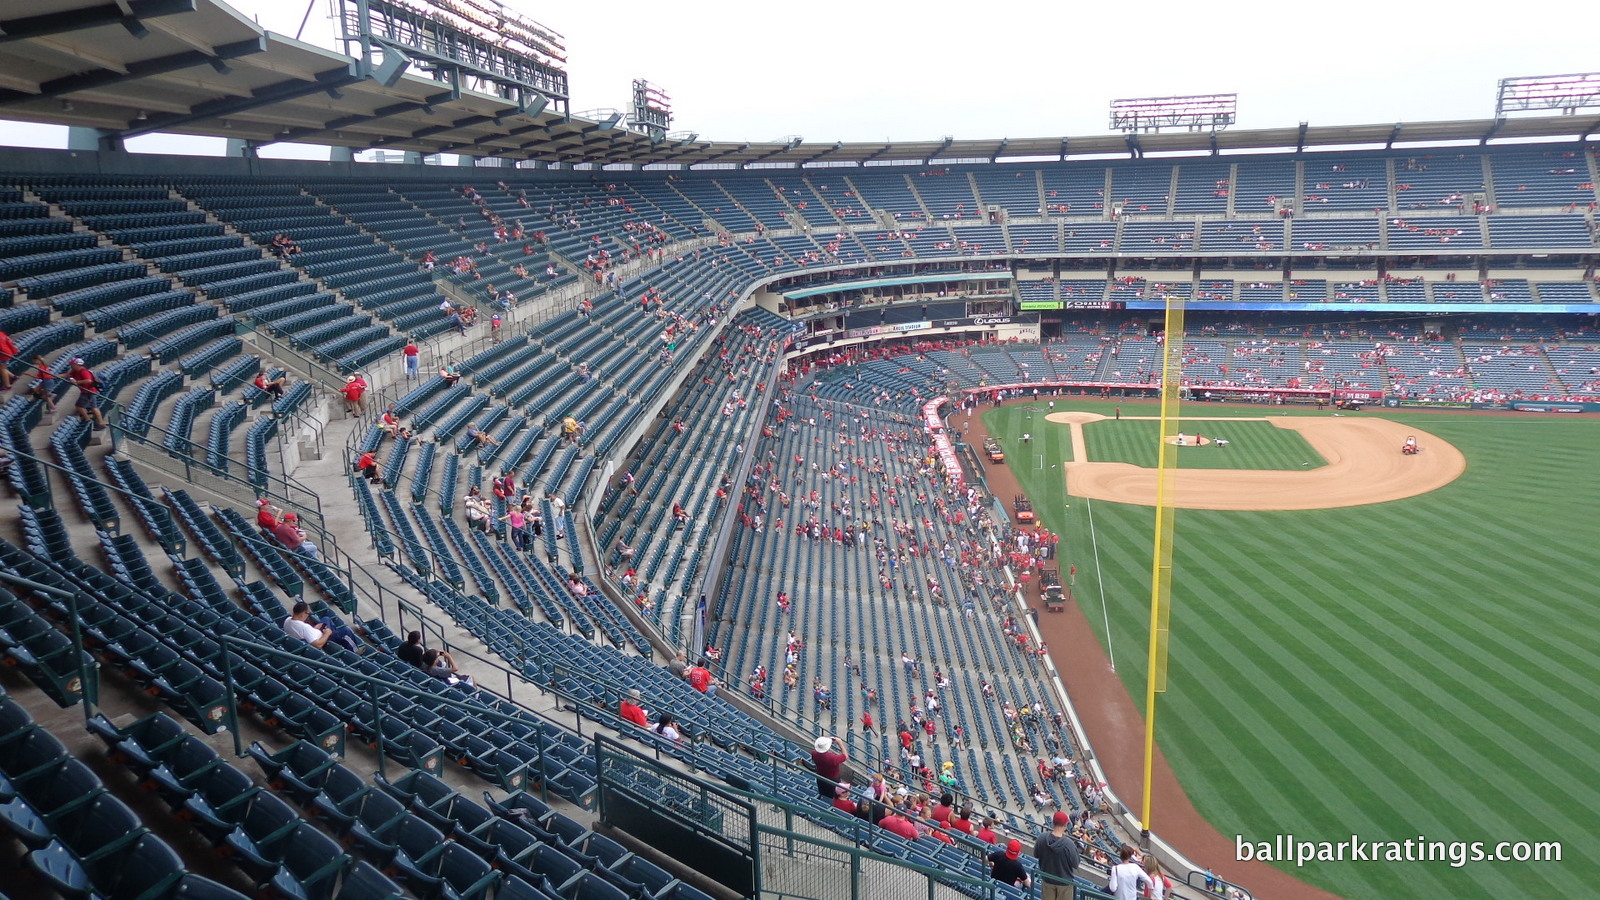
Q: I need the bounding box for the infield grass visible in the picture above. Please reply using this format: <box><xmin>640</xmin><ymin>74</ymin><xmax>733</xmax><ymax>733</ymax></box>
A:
<box><xmin>1082</xmin><ymin>417</ymin><xmax>1328</xmax><ymax>470</ymax></box>
<box><xmin>984</xmin><ymin>400</ymin><xmax>1598</xmax><ymax>900</ymax></box>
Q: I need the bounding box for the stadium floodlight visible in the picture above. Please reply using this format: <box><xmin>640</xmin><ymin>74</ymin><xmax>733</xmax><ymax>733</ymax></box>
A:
<box><xmin>519</xmin><ymin>92</ymin><xmax>549</xmax><ymax>118</ymax></box>
<box><xmin>373</xmin><ymin>49</ymin><xmax>410</xmax><ymax>88</ymax></box>
<box><xmin>626</xmin><ymin>79</ymin><xmax>674</xmax><ymax>141</ymax></box>
<box><xmin>1496</xmin><ymin>73</ymin><xmax>1600</xmax><ymax>117</ymax></box>
<box><xmin>341</xmin><ymin>0</ymin><xmax>570</xmax><ymax>114</ymax></box>
<box><xmin>1110</xmin><ymin>93</ymin><xmax>1237</xmax><ymax>133</ymax></box>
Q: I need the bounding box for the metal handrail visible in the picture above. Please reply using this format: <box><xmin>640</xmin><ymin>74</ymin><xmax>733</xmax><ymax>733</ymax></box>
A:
<box><xmin>0</xmin><ymin>569</ymin><xmax>97</xmax><ymax>725</ymax></box>
<box><xmin>102</xmin><ymin>393</ymin><xmax>328</xmax><ymax>528</ymax></box>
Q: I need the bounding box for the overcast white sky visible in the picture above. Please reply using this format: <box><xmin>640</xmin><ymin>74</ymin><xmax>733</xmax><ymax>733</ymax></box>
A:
<box><xmin>4</xmin><ymin>0</ymin><xmax>1596</xmax><ymax>158</ymax></box>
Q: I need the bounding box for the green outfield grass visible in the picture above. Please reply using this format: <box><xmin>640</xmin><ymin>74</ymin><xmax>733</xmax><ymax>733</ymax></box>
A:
<box><xmin>983</xmin><ymin>401</ymin><xmax>1598</xmax><ymax>900</ymax></box>
<box><xmin>1082</xmin><ymin>418</ymin><xmax>1328</xmax><ymax>470</ymax></box>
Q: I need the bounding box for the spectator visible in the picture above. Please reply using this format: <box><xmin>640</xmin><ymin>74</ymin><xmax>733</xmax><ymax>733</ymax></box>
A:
<box><xmin>832</xmin><ymin>784</ymin><xmax>857</xmax><ymax>815</ymax></box>
<box><xmin>0</xmin><ymin>330</ymin><xmax>16</xmax><ymax>389</ymax></box>
<box><xmin>22</xmin><ymin>355</ymin><xmax>55</xmax><ymax>411</ymax></box>
<box><xmin>422</xmin><ymin>648</ymin><xmax>474</xmax><ymax>686</ymax></box>
<box><xmin>810</xmin><ymin>735</ymin><xmax>847</xmax><ymax>799</ymax></box>
<box><xmin>270</xmin><ymin>512</ymin><xmax>321</xmax><ymax>561</ymax></box>
<box><xmin>464</xmin><ymin>491</ymin><xmax>491</xmax><ymax>532</ymax></box>
<box><xmin>402</xmin><ymin>339</ymin><xmax>420</xmax><ymax>379</ymax></box>
<box><xmin>253</xmin><ymin>369</ymin><xmax>288</xmax><ymax>400</ymax></box>
<box><xmin>1146</xmin><ymin>858</ymin><xmax>1170</xmax><ymax>900</ymax></box>
<box><xmin>341</xmin><ymin>373</ymin><xmax>368</xmax><ymax>417</ymax></box>
<box><xmin>465</xmin><ymin>425</ymin><xmax>500</xmax><ymax>448</ymax></box>
<box><xmin>652</xmin><ymin>712</ymin><xmax>682</xmax><ymax>742</ymax></box>
<box><xmin>397</xmin><ymin>630</ymin><xmax>426</xmax><ymax>667</ymax></box>
<box><xmin>619</xmin><ymin>689</ymin><xmax>650</xmax><ymax>728</ymax></box>
<box><xmin>686</xmin><ymin>659</ymin><xmax>717</xmax><ymax>697</ymax></box>
<box><xmin>988</xmin><ymin>839</ymin><xmax>1032</xmax><ymax>889</ymax></box>
<box><xmin>64</xmin><ymin>358</ymin><xmax>106</xmax><ymax>429</ymax></box>
<box><xmin>440</xmin><ymin>362</ymin><xmax>462</xmax><ymax>386</ymax></box>
<box><xmin>282</xmin><ymin>601</ymin><xmax>359</xmax><ymax>652</ymax></box>
<box><xmin>977</xmin><ymin>817</ymin><xmax>998</xmax><ymax>845</ymax></box>
<box><xmin>878</xmin><ymin>805</ymin><xmax>919</xmax><ymax>840</ymax></box>
<box><xmin>1106</xmin><ymin>845</ymin><xmax>1152</xmax><ymax>900</ymax></box>
<box><xmin>668</xmin><ymin>652</ymin><xmax>689</xmax><ymax>680</ymax></box>
<box><xmin>378</xmin><ymin>405</ymin><xmax>401</xmax><ymax>439</ymax></box>
<box><xmin>1034</xmin><ymin>811</ymin><xmax>1082</xmax><ymax>900</ymax></box>
<box><xmin>355</xmin><ymin>448</ymin><xmax>384</xmax><ymax>486</ymax></box>
<box><xmin>499</xmin><ymin>504</ymin><xmax>527</xmax><ymax>551</ymax></box>
<box><xmin>255</xmin><ymin>498</ymin><xmax>282</xmax><ymax>534</ymax></box>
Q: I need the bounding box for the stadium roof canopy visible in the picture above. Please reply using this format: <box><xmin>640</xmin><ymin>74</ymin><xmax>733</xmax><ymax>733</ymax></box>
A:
<box><xmin>4</xmin><ymin>0</ymin><xmax>1600</xmax><ymax>168</ymax></box>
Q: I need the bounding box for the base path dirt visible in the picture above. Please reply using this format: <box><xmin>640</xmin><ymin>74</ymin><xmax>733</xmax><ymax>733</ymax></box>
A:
<box><xmin>1046</xmin><ymin>412</ymin><xmax>1467</xmax><ymax>510</ymax></box>
<box><xmin>965</xmin><ymin>402</ymin><xmax>1350</xmax><ymax>900</ymax></box>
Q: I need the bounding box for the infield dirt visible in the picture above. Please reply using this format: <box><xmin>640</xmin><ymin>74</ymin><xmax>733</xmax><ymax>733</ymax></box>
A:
<box><xmin>1045</xmin><ymin>411</ymin><xmax>1467</xmax><ymax>510</ymax></box>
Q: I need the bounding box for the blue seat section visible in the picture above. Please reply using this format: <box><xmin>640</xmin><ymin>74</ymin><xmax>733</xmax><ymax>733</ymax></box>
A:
<box><xmin>0</xmin><ymin>696</ymin><xmax>252</xmax><ymax>900</ymax></box>
<box><xmin>183</xmin><ymin>184</ymin><xmax>442</xmax><ymax>358</ymax></box>
<box><xmin>51</xmin><ymin>274</ymin><xmax>175</xmax><ymax>316</ymax></box>
<box><xmin>1490</xmin><ymin>149</ymin><xmax>1597</xmax><ymax>209</ymax></box>
<box><xmin>17</xmin><ymin>261</ymin><xmax>146</xmax><ymax>299</ymax></box>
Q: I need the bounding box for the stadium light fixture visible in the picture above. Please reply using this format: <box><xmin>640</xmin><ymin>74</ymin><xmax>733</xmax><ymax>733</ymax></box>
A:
<box><xmin>520</xmin><ymin>93</ymin><xmax>550</xmax><ymax>118</ymax></box>
<box><xmin>373</xmin><ymin>50</ymin><xmax>410</xmax><ymax>88</ymax></box>
<box><xmin>1496</xmin><ymin>72</ymin><xmax>1600</xmax><ymax>117</ymax></box>
<box><xmin>1111</xmin><ymin>93</ymin><xmax>1237</xmax><ymax>133</ymax></box>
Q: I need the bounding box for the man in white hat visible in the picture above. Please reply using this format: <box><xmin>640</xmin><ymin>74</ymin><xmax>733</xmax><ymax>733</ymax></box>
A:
<box><xmin>810</xmin><ymin>735</ymin><xmax>846</xmax><ymax>799</ymax></box>
<box><xmin>341</xmin><ymin>373</ymin><xmax>368</xmax><ymax>417</ymax></box>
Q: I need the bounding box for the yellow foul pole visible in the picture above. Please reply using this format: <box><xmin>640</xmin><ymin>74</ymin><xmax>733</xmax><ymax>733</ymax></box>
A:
<box><xmin>1141</xmin><ymin>294</ymin><xmax>1185</xmax><ymax>834</ymax></box>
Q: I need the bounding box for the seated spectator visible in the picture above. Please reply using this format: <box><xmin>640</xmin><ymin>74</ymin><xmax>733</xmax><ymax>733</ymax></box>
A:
<box><xmin>832</xmin><ymin>784</ymin><xmax>857</xmax><ymax>815</ymax></box>
<box><xmin>619</xmin><ymin>689</ymin><xmax>650</xmax><ymax>729</ymax></box>
<box><xmin>378</xmin><ymin>405</ymin><xmax>401</xmax><ymax>438</ymax></box>
<box><xmin>879</xmin><ymin>806</ymin><xmax>920</xmax><ymax>840</ymax></box>
<box><xmin>271</xmin><ymin>512</ymin><xmax>321</xmax><ymax>561</ymax></box>
<box><xmin>355</xmin><ymin>449</ymin><xmax>384</xmax><ymax>486</ymax></box>
<box><xmin>282</xmin><ymin>601</ymin><xmax>360</xmax><ymax>652</ymax></box>
<box><xmin>253</xmin><ymin>369</ymin><xmax>288</xmax><ymax>400</ymax></box>
<box><xmin>652</xmin><ymin>712</ymin><xmax>682</xmax><ymax>742</ymax></box>
<box><xmin>440</xmin><ymin>363</ymin><xmax>462</xmax><ymax>386</ymax></box>
<box><xmin>421</xmin><ymin>648</ymin><xmax>474</xmax><ymax>686</ymax></box>
<box><xmin>255</xmin><ymin>497</ymin><xmax>283</xmax><ymax>533</ymax></box>
<box><xmin>465</xmin><ymin>425</ymin><xmax>500</xmax><ymax>448</ymax></box>
<box><xmin>397</xmin><ymin>630</ymin><xmax>426</xmax><ymax>667</ymax></box>
<box><xmin>464</xmin><ymin>492</ymin><xmax>491</xmax><ymax>532</ymax></box>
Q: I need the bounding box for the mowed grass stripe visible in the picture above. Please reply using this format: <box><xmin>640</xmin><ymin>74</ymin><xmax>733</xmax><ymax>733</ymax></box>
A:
<box><xmin>1190</xmin><ymin>525</ymin><xmax>1600</xmax><ymax>831</ymax></box>
<box><xmin>1251</xmin><ymin>499</ymin><xmax>1600</xmax><ymax>745</ymax></box>
<box><xmin>1168</xmin><ymin>525</ymin><xmax>1590</xmax><ymax>896</ymax></box>
<box><xmin>1188</xmin><ymin>505</ymin><xmax>1600</xmax><ymax>812</ymax></box>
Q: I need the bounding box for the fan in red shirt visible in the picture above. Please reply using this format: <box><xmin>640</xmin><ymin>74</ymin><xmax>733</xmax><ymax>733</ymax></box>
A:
<box><xmin>686</xmin><ymin>660</ymin><xmax>716</xmax><ymax>697</ymax></box>
<box><xmin>619</xmin><ymin>689</ymin><xmax>649</xmax><ymax>729</ymax></box>
<box><xmin>878</xmin><ymin>809</ymin><xmax>919</xmax><ymax>841</ymax></box>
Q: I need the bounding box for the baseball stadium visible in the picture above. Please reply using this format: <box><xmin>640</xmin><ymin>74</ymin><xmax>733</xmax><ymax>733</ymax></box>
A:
<box><xmin>0</xmin><ymin>2</ymin><xmax>1593</xmax><ymax>900</ymax></box>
